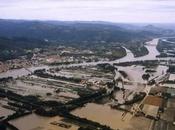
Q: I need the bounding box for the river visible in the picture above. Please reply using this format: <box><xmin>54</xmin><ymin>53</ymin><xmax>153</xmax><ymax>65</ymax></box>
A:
<box><xmin>0</xmin><ymin>38</ymin><xmax>171</xmax><ymax>130</ymax></box>
<box><xmin>0</xmin><ymin>38</ymin><xmax>168</xmax><ymax>79</ymax></box>
<box><xmin>0</xmin><ymin>65</ymin><xmax>50</xmax><ymax>78</ymax></box>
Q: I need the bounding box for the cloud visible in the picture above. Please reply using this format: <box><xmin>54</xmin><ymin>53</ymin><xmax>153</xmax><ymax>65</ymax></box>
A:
<box><xmin>0</xmin><ymin>0</ymin><xmax>175</xmax><ymax>23</ymax></box>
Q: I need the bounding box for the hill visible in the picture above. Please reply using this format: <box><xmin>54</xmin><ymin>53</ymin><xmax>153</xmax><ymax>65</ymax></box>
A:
<box><xmin>0</xmin><ymin>19</ymin><xmax>158</xmax><ymax>44</ymax></box>
<box><xmin>0</xmin><ymin>19</ymin><xmax>174</xmax><ymax>60</ymax></box>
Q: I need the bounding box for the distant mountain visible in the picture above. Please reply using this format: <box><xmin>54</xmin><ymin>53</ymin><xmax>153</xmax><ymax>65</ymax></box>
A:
<box><xmin>0</xmin><ymin>19</ymin><xmax>167</xmax><ymax>44</ymax></box>
<box><xmin>0</xmin><ymin>19</ymin><xmax>174</xmax><ymax>61</ymax></box>
<box><xmin>141</xmin><ymin>24</ymin><xmax>174</xmax><ymax>35</ymax></box>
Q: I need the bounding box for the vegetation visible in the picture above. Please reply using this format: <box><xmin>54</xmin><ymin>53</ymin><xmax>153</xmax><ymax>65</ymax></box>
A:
<box><xmin>34</xmin><ymin>69</ymin><xmax>82</xmax><ymax>83</ymax></box>
<box><xmin>145</xmin><ymin>69</ymin><xmax>156</xmax><ymax>73</ymax></box>
<box><xmin>97</xmin><ymin>63</ymin><xmax>115</xmax><ymax>72</ymax></box>
<box><xmin>0</xmin><ymin>37</ymin><xmax>47</xmax><ymax>61</ymax></box>
<box><xmin>0</xmin><ymin>77</ymin><xmax>13</xmax><ymax>82</ymax></box>
<box><xmin>5</xmin><ymin>111</ymin><xmax>32</xmax><ymax>122</ymax></box>
<box><xmin>62</xmin><ymin>112</ymin><xmax>112</xmax><ymax>130</ymax></box>
<box><xmin>157</xmin><ymin>39</ymin><xmax>175</xmax><ymax>57</ymax></box>
<box><xmin>142</xmin><ymin>74</ymin><xmax>150</xmax><ymax>80</ymax></box>
<box><xmin>167</xmin><ymin>65</ymin><xmax>175</xmax><ymax>73</ymax></box>
<box><xmin>114</xmin><ymin>60</ymin><xmax>159</xmax><ymax>67</ymax></box>
<box><xmin>0</xmin><ymin>19</ymin><xmax>165</xmax><ymax>61</ymax></box>
<box><xmin>119</xmin><ymin>70</ymin><xmax>128</xmax><ymax>78</ymax></box>
<box><xmin>125</xmin><ymin>42</ymin><xmax>149</xmax><ymax>57</ymax></box>
<box><xmin>0</xmin><ymin>20</ymin><xmax>153</xmax><ymax>43</ymax></box>
<box><xmin>166</xmin><ymin>38</ymin><xmax>175</xmax><ymax>42</ymax></box>
<box><xmin>124</xmin><ymin>92</ymin><xmax>146</xmax><ymax>105</ymax></box>
<box><xmin>0</xmin><ymin>122</ymin><xmax>6</xmax><ymax>130</ymax></box>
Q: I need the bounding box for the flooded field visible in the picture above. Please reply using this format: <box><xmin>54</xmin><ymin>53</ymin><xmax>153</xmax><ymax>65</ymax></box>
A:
<box><xmin>72</xmin><ymin>103</ymin><xmax>154</xmax><ymax>130</ymax></box>
<box><xmin>0</xmin><ymin>66</ymin><xmax>51</xmax><ymax>78</ymax></box>
<box><xmin>9</xmin><ymin>114</ymin><xmax>79</xmax><ymax>130</ymax></box>
<box><xmin>4</xmin><ymin>78</ymin><xmax>81</xmax><ymax>103</ymax></box>
<box><xmin>1</xmin><ymin>38</ymin><xmax>175</xmax><ymax>130</ymax></box>
<box><xmin>0</xmin><ymin>99</ymin><xmax>15</xmax><ymax>117</ymax></box>
<box><xmin>0</xmin><ymin>106</ymin><xmax>15</xmax><ymax>117</ymax></box>
<box><xmin>0</xmin><ymin>38</ymin><xmax>164</xmax><ymax>79</ymax></box>
<box><xmin>72</xmin><ymin>103</ymin><xmax>133</xmax><ymax>130</ymax></box>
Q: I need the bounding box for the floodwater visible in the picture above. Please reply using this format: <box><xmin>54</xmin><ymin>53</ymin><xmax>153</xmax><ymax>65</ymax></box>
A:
<box><xmin>0</xmin><ymin>65</ymin><xmax>50</xmax><ymax>78</ymax></box>
<box><xmin>0</xmin><ymin>68</ymin><xmax>30</xmax><ymax>79</ymax></box>
<box><xmin>162</xmin><ymin>38</ymin><xmax>175</xmax><ymax>44</ymax></box>
<box><xmin>0</xmin><ymin>106</ymin><xmax>15</xmax><ymax>117</ymax></box>
<box><xmin>118</xmin><ymin>38</ymin><xmax>160</xmax><ymax>62</ymax></box>
<box><xmin>137</xmin><ymin>38</ymin><xmax>160</xmax><ymax>60</ymax></box>
<box><xmin>72</xmin><ymin>103</ymin><xmax>133</xmax><ymax>130</ymax></box>
<box><xmin>63</xmin><ymin>38</ymin><xmax>161</xmax><ymax>67</ymax></box>
<box><xmin>117</xmin><ymin>47</ymin><xmax>135</xmax><ymax>63</ymax></box>
<box><xmin>9</xmin><ymin>113</ymin><xmax>79</xmax><ymax>130</ymax></box>
<box><xmin>0</xmin><ymin>99</ymin><xmax>15</xmax><ymax>117</ymax></box>
<box><xmin>6</xmin><ymin>80</ymin><xmax>53</xmax><ymax>96</ymax></box>
<box><xmin>117</xmin><ymin>65</ymin><xmax>146</xmax><ymax>83</ymax></box>
<box><xmin>0</xmin><ymin>38</ymin><xmax>162</xmax><ymax>78</ymax></box>
<box><xmin>72</xmin><ymin>103</ymin><xmax>153</xmax><ymax>130</ymax></box>
<box><xmin>0</xmin><ymin>38</ymin><xmax>168</xmax><ymax>130</ymax></box>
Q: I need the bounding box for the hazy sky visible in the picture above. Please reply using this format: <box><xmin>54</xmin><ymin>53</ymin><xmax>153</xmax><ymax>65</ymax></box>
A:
<box><xmin>0</xmin><ymin>0</ymin><xmax>175</xmax><ymax>23</ymax></box>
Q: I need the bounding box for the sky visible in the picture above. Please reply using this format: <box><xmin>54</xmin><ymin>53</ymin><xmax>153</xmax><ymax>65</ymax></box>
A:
<box><xmin>0</xmin><ymin>0</ymin><xmax>175</xmax><ymax>23</ymax></box>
